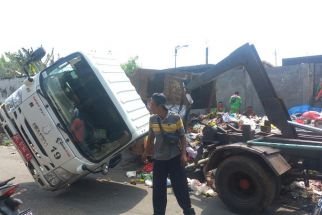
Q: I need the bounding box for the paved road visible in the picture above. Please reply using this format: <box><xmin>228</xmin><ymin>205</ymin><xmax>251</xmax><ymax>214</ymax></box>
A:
<box><xmin>0</xmin><ymin>146</ymin><xmax>309</xmax><ymax>215</ymax></box>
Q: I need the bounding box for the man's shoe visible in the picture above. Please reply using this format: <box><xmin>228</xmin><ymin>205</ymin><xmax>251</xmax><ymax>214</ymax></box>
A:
<box><xmin>183</xmin><ymin>208</ymin><xmax>196</xmax><ymax>215</ymax></box>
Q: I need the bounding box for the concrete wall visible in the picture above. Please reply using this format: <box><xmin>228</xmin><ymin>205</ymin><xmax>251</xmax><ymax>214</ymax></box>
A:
<box><xmin>0</xmin><ymin>78</ymin><xmax>25</xmax><ymax>103</ymax></box>
<box><xmin>215</xmin><ymin>64</ymin><xmax>317</xmax><ymax>115</ymax></box>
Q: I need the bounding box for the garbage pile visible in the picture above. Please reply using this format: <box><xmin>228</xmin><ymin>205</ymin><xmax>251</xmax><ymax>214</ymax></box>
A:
<box><xmin>288</xmin><ymin>105</ymin><xmax>322</xmax><ymax>128</ymax></box>
<box><xmin>284</xmin><ymin>180</ymin><xmax>322</xmax><ymax>201</ymax></box>
<box><xmin>183</xmin><ymin>111</ymin><xmax>279</xmax><ymax>197</ymax></box>
<box><xmin>271</xmin><ymin>180</ymin><xmax>322</xmax><ymax>214</ymax></box>
<box><xmin>290</xmin><ymin>111</ymin><xmax>322</xmax><ymax>128</ymax></box>
<box><xmin>184</xmin><ymin>111</ymin><xmax>279</xmax><ymax>164</ymax></box>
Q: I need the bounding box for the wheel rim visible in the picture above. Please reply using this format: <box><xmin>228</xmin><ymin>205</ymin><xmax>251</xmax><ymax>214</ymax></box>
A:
<box><xmin>228</xmin><ymin>171</ymin><xmax>256</xmax><ymax>199</ymax></box>
<box><xmin>239</xmin><ymin>178</ymin><xmax>250</xmax><ymax>190</ymax></box>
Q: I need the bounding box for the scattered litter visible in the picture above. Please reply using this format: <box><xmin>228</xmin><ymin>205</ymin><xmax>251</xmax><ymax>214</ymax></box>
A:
<box><xmin>187</xmin><ymin>178</ymin><xmax>215</xmax><ymax>197</ymax></box>
<box><xmin>187</xmin><ymin>133</ymin><xmax>199</xmax><ymax>140</ymax></box>
<box><xmin>97</xmin><ymin>178</ymin><xmax>111</xmax><ymax>183</ymax></box>
<box><xmin>291</xmin><ymin>191</ymin><xmax>299</xmax><ymax>199</ymax></box>
<box><xmin>126</xmin><ymin>171</ymin><xmax>136</xmax><ymax>178</ymax></box>
<box><xmin>186</xmin><ymin>147</ymin><xmax>197</xmax><ymax>159</ymax></box>
<box><xmin>292</xmin><ymin>181</ymin><xmax>306</xmax><ymax>189</ymax></box>
<box><xmin>141</xmin><ymin>162</ymin><xmax>153</xmax><ymax>173</ymax></box>
<box><xmin>287</xmin><ymin>180</ymin><xmax>322</xmax><ymax>201</ymax></box>
<box><xmin>167</xmin><ymin>178</ymin><xmax>171</xmax><ymax>187</ymax></box>
<box><xmin>205</xmin><ymin>188</ymin><xmax>216</xmax><ymax>197</ymax></box>
<box><xmin>130</xmin><ymin>179</ymin><xmax>137</xmax><ymax>185</ymax></box>
<box><xmin>126</xmin><ymin>161</ymin><xmax>154</xmax><ymax>187</ymax></box>
<box><xmin>145</xmin><ymin>179</ymin><xmax>153</xmax><ymax>187</ymax></box>
<box><xmin>313</xmin><ymin>190</ymin><xmax>322</xmax><ymax>196</ymax></box>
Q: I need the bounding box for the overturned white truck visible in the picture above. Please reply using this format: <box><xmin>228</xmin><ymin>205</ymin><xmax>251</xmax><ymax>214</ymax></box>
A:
<box><xmin>0</xmin><ymin>48</ymin><xmax>149</xmax><ymax>190</ymax></box>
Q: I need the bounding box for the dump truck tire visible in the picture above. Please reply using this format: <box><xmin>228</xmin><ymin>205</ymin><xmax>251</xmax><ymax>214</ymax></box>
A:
<box><xmin>215</xmin><ymin>155</ymin><xmax>276</xmax><ymax>214</ymax></box>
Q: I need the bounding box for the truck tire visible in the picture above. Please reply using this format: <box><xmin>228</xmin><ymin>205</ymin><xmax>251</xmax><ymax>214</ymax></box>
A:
<box><xmin>215</xmin><ymin>155</ymin><xmax>276</xmax><ymax>214</ymax></box>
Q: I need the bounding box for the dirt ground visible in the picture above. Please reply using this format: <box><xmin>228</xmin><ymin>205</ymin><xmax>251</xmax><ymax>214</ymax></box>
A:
<box><xmin>0</xmin><ymin>145</ymin><xmax>314</xmax><ymax>215</ymax></box>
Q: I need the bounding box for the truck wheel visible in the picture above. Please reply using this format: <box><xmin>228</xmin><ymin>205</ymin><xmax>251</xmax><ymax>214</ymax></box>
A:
<box><xmin>215</xmin><ymin>155</ymin><xmax>276</xmax><ymax>214</ymax></box>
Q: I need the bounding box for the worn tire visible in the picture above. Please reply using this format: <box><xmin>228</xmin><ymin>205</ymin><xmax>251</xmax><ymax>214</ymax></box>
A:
<box><xmin>215</xmin><ymin>155</ymin><xmax>276</xmax><ymax>214</ymax></box>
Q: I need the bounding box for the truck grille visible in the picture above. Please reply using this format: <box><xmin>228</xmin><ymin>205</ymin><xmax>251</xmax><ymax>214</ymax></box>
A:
<box><xmin>24</xmin><ymin>119</ymin><xmax>48</xmax><ymax>157</ymax></box>
<box><xmin>20</xmin><ymin>125</ymin><xmax>42</xmax><ymax>159</ymax></box>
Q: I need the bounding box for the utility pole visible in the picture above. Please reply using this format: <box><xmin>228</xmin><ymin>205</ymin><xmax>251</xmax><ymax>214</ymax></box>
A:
<box><xmin>175</xmin><ymin>47</ymin><xmax>178</xmax><ymax>68</ymax></box>
<box><xmin>174</xmin><ymin>45</ymin><xmax>189</xmax><ymax>68</ymax></box>
<box><xmin>206</xmin><ymin>47</ymin><xmax>209</xmax><ymax>64</ymax></box>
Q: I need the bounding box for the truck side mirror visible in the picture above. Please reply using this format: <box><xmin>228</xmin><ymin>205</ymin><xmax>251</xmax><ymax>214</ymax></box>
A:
<box><xmin>24</xmin><ymin>47</ymin><xmax>46</xmax><ymax>82</ymax></box>
<box><xmin>28</xmin><ymin>47</ymin><xmax>46</xmax><ymax>63</ymax></box>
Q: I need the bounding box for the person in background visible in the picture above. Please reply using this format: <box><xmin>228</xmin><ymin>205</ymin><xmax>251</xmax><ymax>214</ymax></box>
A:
<box><xmin>315</xmin><ymin>81</ymin><xmax>322</xmax><ymax>101</ymax></box>
<box><xmin>143</xmin><ymin>93</ymin><xmax>195</xmax><ymax>215</ymax></box>
<box><xmin>230</xmin><ymin>91</ymin><xmax>242</xmax><ymax>114</ymax></box>
<box><xmin>243</xmin><ymin>106</ymin><xmax>256</xmax><ymax>118</ymax></box>
<box><xmin>211</xmin><ymin>101</ymin><xmax>226</xmax><ymax>113</ymax></box>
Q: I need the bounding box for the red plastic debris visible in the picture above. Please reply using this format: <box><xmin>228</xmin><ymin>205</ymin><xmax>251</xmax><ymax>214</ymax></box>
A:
<box><xmin>302</xmin><ymin>111</ymin><xmax>321</xmax><ymax>120</ymax></box>
<box><xmin>142</xmin><ymin>162</ymin><xmax>153</xmax><ymax>173</ymax></box>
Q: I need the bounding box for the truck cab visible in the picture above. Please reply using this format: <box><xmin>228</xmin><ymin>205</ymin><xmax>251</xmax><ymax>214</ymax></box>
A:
<box><xmin>0</xmin><ymin>51</ymin><xmax>149</xmax><ymax>190</ymax></box>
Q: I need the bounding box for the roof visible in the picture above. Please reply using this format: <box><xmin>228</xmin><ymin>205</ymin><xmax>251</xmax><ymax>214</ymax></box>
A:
<box><xmin>282</xmin><ymin>55</ymin><xmax>322</xmax><ymax>66</ymax></box>
<box><xmin>133</xmin><ymin>64</ymin><xmax>217</xmax><ymax>77</ymax></box>
<box><xmin>161</xmin><ymin>64</ymin><xmax>216</xmax><ymax>73</ymax></box>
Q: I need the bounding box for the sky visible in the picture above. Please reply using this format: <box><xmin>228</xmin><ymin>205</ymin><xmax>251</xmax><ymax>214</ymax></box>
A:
<box><xmin>1</xmin><ymin>0</ymin><xmax>322</xmax><ymax>69</ymax></box>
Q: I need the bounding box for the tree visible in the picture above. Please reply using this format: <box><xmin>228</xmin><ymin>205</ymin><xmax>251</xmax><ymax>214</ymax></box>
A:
<box><xmin>121</xmin><ymin>56</ymin><xmax>139</xmax><ymax>77</ymax></box>
<box><xmin>0</xmin><ymin>47</ymin><xmax>56</xmax><ymax>78</ymax></box>
<box><xmin>0</xmin><ymin>55</ymin><xmax>16</xmax><ymax>78</ymax></box>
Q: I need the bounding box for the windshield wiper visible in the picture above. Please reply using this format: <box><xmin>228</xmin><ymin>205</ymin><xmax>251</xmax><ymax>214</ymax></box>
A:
<box><xmin>37</xmin><ymin>89</ymin><xmax>71</xmax><ymax>137</ymax></box>
<box><xmin>37</xmin><ymin>89</ymin><xmax>64</xmax><ymax>114</ymax></box>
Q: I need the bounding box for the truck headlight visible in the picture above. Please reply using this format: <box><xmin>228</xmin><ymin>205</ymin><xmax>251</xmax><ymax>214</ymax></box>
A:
<box><xmin>4</xmin><ymin>88</ymin><xmax>22</xmax><ymax>111</ymax></box>
<box><xmin>54</xmin><ymin>168</ymin><xmax>74</xmax><ymax>181</ymax></box>
<box><xmin>44</xmin><ymin>171</ymin><xmax>61</xmax><ymax>187</ymax></box>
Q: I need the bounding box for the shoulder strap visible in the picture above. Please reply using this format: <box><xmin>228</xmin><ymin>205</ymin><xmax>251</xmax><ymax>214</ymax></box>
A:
<box><xmin>157</xmin><ymin>117</ymin><xmax>165</xmax><ymax>136</ymax></box>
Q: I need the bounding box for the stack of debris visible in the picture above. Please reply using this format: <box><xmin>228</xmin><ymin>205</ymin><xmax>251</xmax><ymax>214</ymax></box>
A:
<box><xmin>285</xmin><ymin>180</ymin><xmax>322</xmax><ymax>202</ymax></box>
<box><xmin>277</xmin><ymin>180</ymin><xmax>322</xmax><ymax>213</ymax></box>
<box><xmin>288</xmin><ymin>105</ymin><xmax>322</xmax><ymax>128</ymax></box>
<box><xmin>290</xmin><ymin>111</ymin><xmax>322</xmax><ymax>128</ymax></box>
<box><xmin>183</xmin><ymin>111</ymin><xmax>279</xmax><ymax>197</ymax></box>
<box><xmin>184</xmin><ymin>111</ymin><xmax>280</xmax><ymax>164</ymax></box>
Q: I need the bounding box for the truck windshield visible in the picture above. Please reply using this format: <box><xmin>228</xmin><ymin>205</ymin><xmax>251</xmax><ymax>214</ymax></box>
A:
<box><xmin>40</xmin><ymin>54</ymin><xmax>131</xmax><ymax>162</ymax></box>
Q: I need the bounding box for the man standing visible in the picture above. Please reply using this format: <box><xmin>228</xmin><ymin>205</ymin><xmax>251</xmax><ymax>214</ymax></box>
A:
<box><xmin>230</xmin><ymin>91</ymin><xmax>242</xmax><ymax>114</ymax></box>
<box><xmin>144</xmin><ymin>93</ymin><xmax>195</xmax><ymax>215</ymax></box>
<box><xmin>211</xmin><ymin>101</ymin><xmax>226</xmax><ymax>113</ymax></box>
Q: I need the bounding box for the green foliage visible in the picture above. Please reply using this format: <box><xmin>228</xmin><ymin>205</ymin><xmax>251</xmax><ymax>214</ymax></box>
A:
<box><xmin>2</xmin><ymin>140</ymin><xmax>12</xmax><ymax>146</ymax></box>
<box><xmin>0</xmin><ymin>47</ymin><xmax>56</xmax><ymax>78</ymax></box>
<box><xmin>121</xmin><ymin>56</ymin><xmax>139</xmax><ymax>76</ymax></box>
<box><xmin>0</xmin><ymin>55</ymin><xmax>17</xmax><ymax>78</ymax></box>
